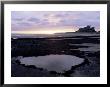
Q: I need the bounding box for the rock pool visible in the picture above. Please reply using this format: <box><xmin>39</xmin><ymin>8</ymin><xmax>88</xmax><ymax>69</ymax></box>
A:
<box><xmin>19</xmin><ymin>55</ymin><xmax>84</xmax><ymax>73</ymax></box>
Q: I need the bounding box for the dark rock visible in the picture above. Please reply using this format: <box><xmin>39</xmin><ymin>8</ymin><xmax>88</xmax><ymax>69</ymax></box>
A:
<box><xmin>50</xmin><ymin>71</ymin><xmax>58</xmax><ymax>74</ymax></box>
<box><xmin>62</xmin><ymin>70</ymin><xmax>73</xmax><ymax>77</ymax></box>
<box><xmin>15</xmin><ymin>60</ymin><xmax>21</xmax><ymax>64</ymax></box>
<box><xmin>25</xmin><ymin>65</ymin><xmax>36</xmax><ymax>69</ymax></box>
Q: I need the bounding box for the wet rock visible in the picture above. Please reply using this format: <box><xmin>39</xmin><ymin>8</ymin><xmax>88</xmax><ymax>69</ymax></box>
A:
<box><xmin>25</xmin><ymin>65</ymin><xmax>36</xmax><ymax>69</ymax></box>
<box><xmin>50</xmin><ymin>71</ymin><xmax>58</xmax><ymax>74</ymax></box>
<box><xmin>15</xmin><ymin>60</ymin><xmax>21</xmax><ymax>64</ymax></box>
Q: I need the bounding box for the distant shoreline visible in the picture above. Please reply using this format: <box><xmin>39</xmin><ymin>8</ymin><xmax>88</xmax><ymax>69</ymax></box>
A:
<box><xmin>12</xmin><ymin>32</ymin><xmax>100</xmax><ymax>39</ymax></box>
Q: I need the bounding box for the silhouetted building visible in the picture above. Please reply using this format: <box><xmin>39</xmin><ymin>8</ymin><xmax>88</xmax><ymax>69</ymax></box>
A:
<box><xmin>76</xmin><ymin>25</ymin><xmax>96</xmax><ymax>32</ymax></box>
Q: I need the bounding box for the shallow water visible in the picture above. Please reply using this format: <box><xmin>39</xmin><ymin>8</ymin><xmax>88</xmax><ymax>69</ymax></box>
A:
<box><xmin>69</xmin><ymin>43</ymin><xmax>100</xmax><ymax>52</ymax></box>
<box><xmin>19</xmin><ymin>55</ymin><xmax>84</xmax><ymax>73</ymax></box>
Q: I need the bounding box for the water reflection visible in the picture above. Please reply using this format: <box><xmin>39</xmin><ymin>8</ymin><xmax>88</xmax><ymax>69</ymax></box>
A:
<box><xmin>19</xmin><ymin>55</ymin><xmax>84</xmax><ymax>73</ymax></box>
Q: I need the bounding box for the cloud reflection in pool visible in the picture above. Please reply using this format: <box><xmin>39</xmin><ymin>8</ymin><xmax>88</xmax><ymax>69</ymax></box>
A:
<box><xmin>19</xmin><ymin>55</ymin><xmax>84</xmax><ymax>73</ymax></box>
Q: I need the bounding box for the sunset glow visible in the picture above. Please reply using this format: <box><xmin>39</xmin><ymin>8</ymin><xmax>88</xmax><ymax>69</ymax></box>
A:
<box><xmin>12</xmin><ymin>27</ymin><xmax>76</xmax><ymax>34</ymax></box>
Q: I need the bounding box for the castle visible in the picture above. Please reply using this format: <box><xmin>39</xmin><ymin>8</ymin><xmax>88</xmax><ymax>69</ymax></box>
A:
<box><xmin>76</xmin><ymin>25</ymin><xmax>96</xmax><ymax>32</ymax></box>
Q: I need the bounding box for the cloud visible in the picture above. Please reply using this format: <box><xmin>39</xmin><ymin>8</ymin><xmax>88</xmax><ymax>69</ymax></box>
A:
<box><xmin>11</xmin><ymin>11</ymin><xmax>100</xmax><ymax>31</ymax></box>
<box><xmin>28</xmin><ymin>17</ymin><xmax>40</xmax><ymax>23</ymax></box>
<box><xmin>43</xmin><ymin>14</ymin><xmax>61</xmax><ymax>25</ymax></box>
<box><xmin>17</xmin><ymin>22</ymin><xmax>32</xmax><ymax>26</ymax></box>
<box><xmin>13</xmin><ymin>18</ymin><xmax>23</xmax><ymax>21</ymax></box>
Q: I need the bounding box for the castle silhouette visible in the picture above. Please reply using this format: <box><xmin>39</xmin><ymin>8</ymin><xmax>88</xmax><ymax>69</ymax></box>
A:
<box><xmin>77</xmin><ymin>25</ymin><xmax>96</xmax><ymax>32</ymax></box>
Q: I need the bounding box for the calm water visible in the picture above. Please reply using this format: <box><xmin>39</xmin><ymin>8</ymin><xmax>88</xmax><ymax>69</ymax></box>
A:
<box><xmin>19</xmin><ymin>55</ymin><xmax>84</xmax><ymax>73</ymax></box>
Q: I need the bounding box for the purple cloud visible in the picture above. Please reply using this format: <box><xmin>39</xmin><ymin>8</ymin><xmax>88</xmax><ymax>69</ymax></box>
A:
<box><xmin>13</xmin><ymin>18</ymin><xmax>23</xmax><ymax>21</ymax></box>
<box><xmin>28</xmin><ymin>18</ymin><xmax>40</xmax><ymax>23</ymax></box>
<box><xmin>11</xmin><ymin>11</ymin><xmax>100</xmax><ymax>31</ymax></box>
<box><xmin>17</xmin><ymin>22</ymin><xmax>32</xmax><ymax>26</ymax></box>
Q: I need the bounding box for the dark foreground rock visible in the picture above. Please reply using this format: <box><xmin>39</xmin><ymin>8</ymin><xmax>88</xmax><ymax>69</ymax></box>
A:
<box><xmin>11</xmin><ymin>35</ymin><xmax>100</xmax><ymax>77</ymax></box>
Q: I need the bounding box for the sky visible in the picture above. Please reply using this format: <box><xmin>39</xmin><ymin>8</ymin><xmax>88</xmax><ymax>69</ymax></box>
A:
<box><xmin>11</xmin><ymin>11</ymin><xmax>100</xmax><ymax>34</ymax></box>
